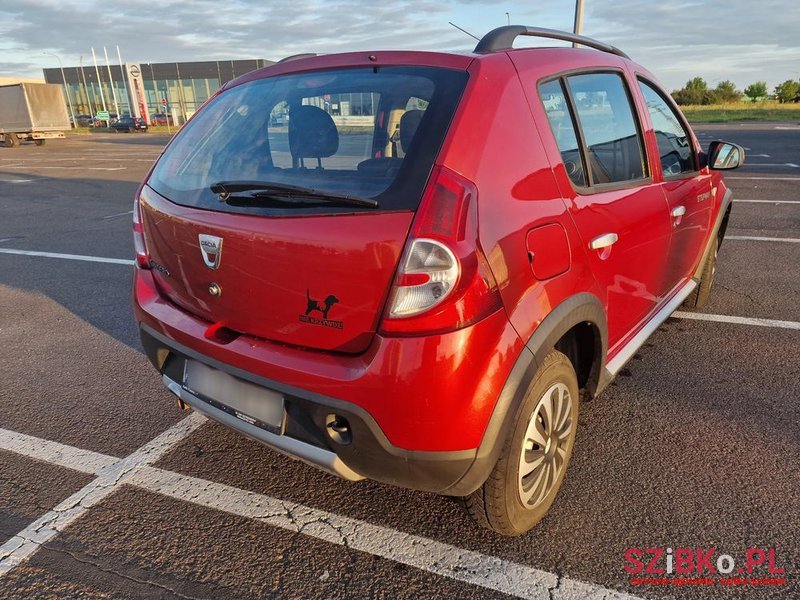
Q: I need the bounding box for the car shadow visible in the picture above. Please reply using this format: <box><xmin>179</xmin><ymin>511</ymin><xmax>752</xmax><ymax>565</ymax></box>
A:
<box><xmin>0</xmin><ymin>170</ymin><xmax>146</xmax><ymax>352</ymax></box>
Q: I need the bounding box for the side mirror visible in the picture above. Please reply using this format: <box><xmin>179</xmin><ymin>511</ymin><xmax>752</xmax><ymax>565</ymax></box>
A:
<box><xmin>707</xmin><ymin>141</ymin><xmax>745</xmax><ymax>170</ymax></box>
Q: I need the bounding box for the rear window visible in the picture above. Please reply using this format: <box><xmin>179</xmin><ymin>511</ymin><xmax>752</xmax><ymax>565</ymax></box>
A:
<box><xmin>148</xmin><ymin>66</ymin><xmax>468</xmax><ymax>215</ymax></box>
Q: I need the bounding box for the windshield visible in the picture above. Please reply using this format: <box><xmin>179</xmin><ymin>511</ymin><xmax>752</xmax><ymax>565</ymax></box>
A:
<box><xmin>148</xmin><ymin>66</ymin><xmax>468</xmax><ymax>215</ymax></box>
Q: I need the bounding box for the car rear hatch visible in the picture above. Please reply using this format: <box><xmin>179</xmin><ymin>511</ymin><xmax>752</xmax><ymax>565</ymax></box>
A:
<box><xmin>141</xmin><ymin>64</ymin><xmax>468</xmax><ymax>353</ymax></box>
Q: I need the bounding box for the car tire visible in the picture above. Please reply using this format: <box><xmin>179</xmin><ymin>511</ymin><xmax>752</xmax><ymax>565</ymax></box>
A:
<box><xmin>684</xmin><ymin>236</ymin><xmax>718</xmax><ymax>309</ymax></box>
<box><xmin>463</xmin><ymin>350</ymin><xmax>579</xmax><ymax>535</ymax></box>
<box><xmin>33</xmin><ymin>139</ymin><xmax>45</xmax><ymax>146</ymax></box>
<box><xmin>3</xmin><ymin>133</ymin><xmax>19</xmax><ymax>148</ymax></box>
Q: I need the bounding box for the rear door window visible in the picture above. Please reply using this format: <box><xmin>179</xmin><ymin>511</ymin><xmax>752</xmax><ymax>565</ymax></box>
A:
<box><xmin>148</xmin><ymin>66</ymin><xmax>467</xmax><ymax>215</ymax></box>
<box><xmin>637</xmin><ymin>79</ymin><xmax>695</xmax><ymax>176</ymax></box>
<box><xmin>539</xmin><ymin>79</ymin><xmax>587</xmax><ymax>187</ymax></box>
<box><xmin>566</xmin><ymin>72</ymin><xmax>647</xmax><ymax>185</ymax></box>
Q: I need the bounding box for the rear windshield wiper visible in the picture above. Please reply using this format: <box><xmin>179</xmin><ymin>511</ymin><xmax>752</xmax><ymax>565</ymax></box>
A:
<box><xmin>210</xmin><ymin>181</ymin><xmax>378</xmax><ymax>208</ymax></box>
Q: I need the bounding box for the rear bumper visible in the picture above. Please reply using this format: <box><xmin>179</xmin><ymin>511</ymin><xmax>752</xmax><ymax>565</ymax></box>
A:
<box><xmin>141</xmin><ymin>324</ymin><xmax>478</xmax><ymax>492</ymax></box>
<box><xmin>134</xmin><ymin>267</ymin><xmax>524</xmax><ymax>494</ymax></box>
<box><xmin>160</xmin><ymin>370</ymin><xmax>363</xmax><ymax>481</ymax></box>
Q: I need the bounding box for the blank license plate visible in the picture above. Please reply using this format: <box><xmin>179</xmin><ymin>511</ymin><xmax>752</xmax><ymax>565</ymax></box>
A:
<box><xmin>183</xmin><ymin>360</ymin><xmax>284</xmax><ymax>433</ymax></box>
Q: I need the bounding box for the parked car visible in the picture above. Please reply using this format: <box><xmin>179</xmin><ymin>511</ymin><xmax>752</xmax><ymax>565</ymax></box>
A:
<box><xmin>150</xmin><ymin>113</ymin><xmax>172</xmax><ymax>126</ymax></box>
<box><xmin>112</xmin><ymin>116</ymin><xmax>147</xmax><ymax>133</ymax></box>
<box><xmin>89</xmin><ymin>113</ymin><xmax>119</xmax><ymax>126</ymax></box>
<box><xmin>71</xmin><ymin>114</ymin><xmax>95</xmax><ymax>127</ymax></box>
<box><xmin>132</xmin><ymin>26</ymin><xmax>743</xmax><ymax>535</ymax></box>
<box><xmin>269</xmin><ymin>111</ymin><xmax>289</xmax><ymax>126</ymax></box>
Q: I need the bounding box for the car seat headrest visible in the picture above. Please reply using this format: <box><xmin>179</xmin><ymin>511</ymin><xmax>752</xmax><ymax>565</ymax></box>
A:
<box><xmin>289</xmin><ymin>105</ymin><xmax>339</xmax><ymax>159</ymax></box>
<box><xmin>400</xmin><ymin>109</ymin><xmax>424</xmax><ymax>154</ymax></box>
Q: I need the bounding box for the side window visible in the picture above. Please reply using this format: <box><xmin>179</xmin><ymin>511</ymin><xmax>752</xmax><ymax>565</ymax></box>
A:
<box><xmin>539</xmin><ymin>79</ymin><xmax>587</xmax><ymax>187</ymax></box>
<box><xmin>566</xmin><ymin>73</ymin><xmax>647</xmax><ymax>185</ymax></box>
<box><xmin>638</xmin><ymin>80</ymin><xmax>695</xmax><ymax>176</ymax></box>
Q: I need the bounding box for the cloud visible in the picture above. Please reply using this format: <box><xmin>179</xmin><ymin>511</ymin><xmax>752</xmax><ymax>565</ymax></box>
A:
<box><xmin>2</xmin><ymin>0</ymin><xmax>798</xmax><ymax>92</ymax></box>
<box><xmin>0</xmin><ymin>60</ymin><xmax>41</xmax><ymax>74</ymax></box>
<box><xmin>1</xmin><ymin>0</ymin><xmax>469</xmax><ymax>68</ymax></box>
<box><xmin>583</xmin><ymin>0</ymin><xmax>800</xmax><ymax>89</ymax></box>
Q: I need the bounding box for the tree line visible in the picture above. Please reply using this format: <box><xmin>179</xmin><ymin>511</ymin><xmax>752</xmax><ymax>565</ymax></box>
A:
<box><xmin>671</xmin><ymin>77</ymin><xmax>800</xmax><ymax>105</ymax></box>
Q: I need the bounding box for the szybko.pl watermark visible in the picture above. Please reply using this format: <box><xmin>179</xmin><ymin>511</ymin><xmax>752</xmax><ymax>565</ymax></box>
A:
<box><xmin>624</xmin><ymin>546</ymin><xmax>786</xmax><ymax>587</ymax></box>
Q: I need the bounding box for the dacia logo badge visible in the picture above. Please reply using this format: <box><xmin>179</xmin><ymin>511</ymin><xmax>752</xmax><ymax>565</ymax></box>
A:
<box><xmin>198</xmin><ymin>234</ymin><xmax>223</xmax><ymax>269</ymax></box>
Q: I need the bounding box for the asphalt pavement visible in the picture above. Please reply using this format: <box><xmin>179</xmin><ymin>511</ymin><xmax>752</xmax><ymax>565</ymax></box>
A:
<box><xmin>0</xmin><ymin>124</ymin><xmax>798</xmax><ymax>599</ymax></box>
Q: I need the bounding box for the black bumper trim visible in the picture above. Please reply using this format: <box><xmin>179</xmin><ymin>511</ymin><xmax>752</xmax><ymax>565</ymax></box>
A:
<box><xmin>140</xmin><ymin>324</ymin><xmax>479</xmax><ymax>494</ymax></box>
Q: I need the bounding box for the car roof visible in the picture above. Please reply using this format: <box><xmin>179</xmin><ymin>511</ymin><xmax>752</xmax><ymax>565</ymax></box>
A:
<box><xmin>225</xmin><ymin>27</ymin><xmax>640</xmax><ymax>91</ymax></box>
<box><xmin>228</xmin><ymin>46</ymin><xmax>637</xmax><ymax>90</ymax></box>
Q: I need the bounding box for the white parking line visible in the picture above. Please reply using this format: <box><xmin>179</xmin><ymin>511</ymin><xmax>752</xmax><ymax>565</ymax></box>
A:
<box><xmin>726</xmin><ymin>235</ymin><xmax>800</xmax><ymax>243</ymax></box>
<box><xmin>0</xmin><ymin>157</ymin><xmax>150</xmax><ymax>163</ymax></box>
<box><xmin>0</xmin><ymin>249</ymin><xmax>134</xmax><ymax>265</ymax></box>
<box><xmin>672</xmin><ymin>311</ymin><xmax>800</xmax><ymax>330</ymax></box>
<box><xmin>2</xmin><ymin>166</ymin><xmax>127</xmax><ymax>171</ymax></box>
<box><xmin>0</xmin><ymin>422</ymin><xmax>641</xmax><ymax>600</ymax></box>
<box><xmin>727</xmin><ymin>176</ymin><xmax>800</xmax><ymax>181</ymax></box>
<box><xmin>0</xmin><ymin>428</ymin><xmax>116</xmax><ymax>474</ymax></box>
<box><xmin>735</xmin><ymin>199</ymin><xmax>800</xmax><ymax>204</ymax></box>
<box><xmin>0</xmin><ymin>414</ymin><xmax>205</xmax><ymax>577</ymax></box>
<box><xmin>101</xmin><ymin>210</ymin><xmax>134</xmax><ymax>220</ymax></box>
<box><xmin>743</xmin><ymin>163</ymin><xmax>799</xmax><ymax>168</ymax></box>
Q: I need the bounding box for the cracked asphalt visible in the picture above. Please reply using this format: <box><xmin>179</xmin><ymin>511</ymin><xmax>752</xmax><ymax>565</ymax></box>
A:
<box><xmin>0</xmin><ymin>125</ymin><xmax>798</xmax><ymax>598</ymax></box>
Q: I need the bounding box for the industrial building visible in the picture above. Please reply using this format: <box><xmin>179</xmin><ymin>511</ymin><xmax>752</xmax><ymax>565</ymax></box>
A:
<box><xmin>43</xmin><ymin>60</ymin><xmax>273</xmax><ymax>124</ymax></box>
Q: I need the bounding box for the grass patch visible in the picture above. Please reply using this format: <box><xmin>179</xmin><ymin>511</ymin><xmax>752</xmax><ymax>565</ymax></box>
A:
<box><xmin>681</xmin><ymin>101</ymin><xmax>800</xmax><ymax>123</ymax></box>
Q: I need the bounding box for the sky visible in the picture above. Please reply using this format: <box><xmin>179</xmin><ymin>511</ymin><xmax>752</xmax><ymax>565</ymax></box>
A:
<box><xmin>1</xmin><ymin>0</ymin><xmax>798</xmax><ymax>92</ymax></box>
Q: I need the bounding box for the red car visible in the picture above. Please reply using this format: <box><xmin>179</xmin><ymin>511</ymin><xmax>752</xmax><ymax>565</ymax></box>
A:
<box><xmin>132</xmin><ymin>26</ymin><xmax>743</xmax><ymax>535</ymax></box>
<box><xmin>150</xmin><ymin>113</ymin><xmax>173</xmax><ymax>126</ymax></box>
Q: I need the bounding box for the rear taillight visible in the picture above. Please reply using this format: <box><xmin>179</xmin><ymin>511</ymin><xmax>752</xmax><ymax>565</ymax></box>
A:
<box><xmin>133</xmin><ymin>195</ymin><xmax>150</xmax><ymax>269</ymax></box>
<box><xmin>380</xmin><ymin>166</ymin><xmax>502</xmax><ymax>336</ymax></box>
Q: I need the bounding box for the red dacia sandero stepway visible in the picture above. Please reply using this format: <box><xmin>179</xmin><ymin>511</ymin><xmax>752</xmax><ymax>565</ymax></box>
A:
<box><xmin>133</xmin><ymin>26</ymin><xmax>743</xmax><ymax>534</ymax></box>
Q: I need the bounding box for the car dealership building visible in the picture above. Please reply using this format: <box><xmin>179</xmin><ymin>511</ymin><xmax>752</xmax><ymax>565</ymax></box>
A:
<box><xmin>43</xmin><ymin>60</ymin><xmax>273</xmax><ymax>125</ymax></box>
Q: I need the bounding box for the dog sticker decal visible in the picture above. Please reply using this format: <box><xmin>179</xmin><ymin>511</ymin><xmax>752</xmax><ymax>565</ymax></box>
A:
<box><xmin>299</xmin><ymin>289</ymin><xmax>344</xmax><ymax>329</ymax></box>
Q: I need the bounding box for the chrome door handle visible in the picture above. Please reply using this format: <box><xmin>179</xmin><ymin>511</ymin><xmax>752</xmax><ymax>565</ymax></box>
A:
<box><xmin>589</xmin><ymin>232</ymin><xmax>618</xmax><ymax>250</ymax></box>
<box><xmin>671</xmin><ymin>205</ymin><xmax>686</xmax><ymax>218</ymax></box>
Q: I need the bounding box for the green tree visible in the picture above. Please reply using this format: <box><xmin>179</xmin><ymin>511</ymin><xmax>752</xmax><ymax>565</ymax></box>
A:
<box><xmin>710</xmin><ymin>80</ymin><xmax>742</xmax><ymax>103</ymax></box>
<box><xmin>671</xmin><ymin>77</ymin><xmax>709</xmax><ymax>105</ymax></box>
<box><xmin>744</xmin><ymin>81</ymin><xmax>768</xmax><ymax>101</ymax></box>
<box><xmin>774</xmin><ymin>80</ymin><xmax>800</xmax><ymax>103</ymax></box>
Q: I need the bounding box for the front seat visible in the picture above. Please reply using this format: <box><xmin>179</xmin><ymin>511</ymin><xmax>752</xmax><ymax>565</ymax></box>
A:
<box><xmin>356</xmin><ymin>108</ymin><xmax>426</xmax><ymax>177</ymax></box>
<box><xmin>289</xmin><ymin>105</ymin><xmax>339</xmax><ymax>169</ymax></box>
<box><xmin>399</xmin><ymin>109</ymin><xmax>424</xmax><ymax>155</ymax></box>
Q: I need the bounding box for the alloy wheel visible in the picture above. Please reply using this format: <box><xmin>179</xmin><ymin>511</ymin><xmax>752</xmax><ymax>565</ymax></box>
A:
<box><xmin>517</xmin><ymin>382</ymin><xmax>574</xmax><ymax>508</ymax></box>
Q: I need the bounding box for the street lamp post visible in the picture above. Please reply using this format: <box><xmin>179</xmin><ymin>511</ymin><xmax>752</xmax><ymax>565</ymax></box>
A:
<box><xmin>43</xmin><ymin>52</ymin><xmax>76</xmax><ymax>127</ymax></box>
<box><xmin>573</xmin><ymin>0</ymin><xmax>584</xmax><ymax>42</ymax></box>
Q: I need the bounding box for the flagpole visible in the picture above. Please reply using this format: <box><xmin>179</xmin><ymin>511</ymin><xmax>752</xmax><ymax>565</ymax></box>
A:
<box><xmin>91</xmin><ymin>47</ymin><xmax>109</xmax><ymax>125</ymax></box>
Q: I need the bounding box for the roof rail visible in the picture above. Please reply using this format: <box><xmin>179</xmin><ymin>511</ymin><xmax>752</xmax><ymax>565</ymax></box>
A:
<box><xmin>278</xmin><ymin>53</ymin><xmax>317</xmax><ymax>64</ymax></box>
<box><xmin>474</xmin><ymin>25</ymin><xmax>629</xmax><ymax>59</ymax></box>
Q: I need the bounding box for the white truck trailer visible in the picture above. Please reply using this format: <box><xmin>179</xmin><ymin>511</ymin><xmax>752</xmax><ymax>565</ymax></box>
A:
<box><xmin>0</xmin><ymin>83</ymin><xmax>70</xmax><ymax>147</ymax></box>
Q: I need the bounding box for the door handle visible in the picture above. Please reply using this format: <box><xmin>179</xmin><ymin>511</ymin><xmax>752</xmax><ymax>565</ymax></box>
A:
<box><xmin>589</xmin><ymin>232</ymin><xmax>618</xmax><ymax>250</ymax></box>
<box><xmin>671</xmin><ymin>205</ymin><xmax>686</xmax><ymax>218</ymax></box>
